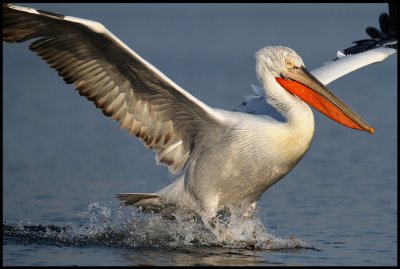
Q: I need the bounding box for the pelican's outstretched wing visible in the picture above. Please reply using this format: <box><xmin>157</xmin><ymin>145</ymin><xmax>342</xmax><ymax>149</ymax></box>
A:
<box><xmin>312</xmin><ymin>2</ymin><xmax>397</xmax><ymax>85</ymax></box>
<box><xmin>237</xmin><ymin>4</ymin><xmax>397</xmax><ymax>115</ymax></box>
<box><xmin>3</xmin><ymin>3</ymin><xmax>225</xmax><ymax>175</ymax></box>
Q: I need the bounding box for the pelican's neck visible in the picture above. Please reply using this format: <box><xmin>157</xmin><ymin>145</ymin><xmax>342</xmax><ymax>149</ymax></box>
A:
<box><xmin>261</xmin><ymin>73</ymin><xmax>315</xmax><ymax>142</ymax></box>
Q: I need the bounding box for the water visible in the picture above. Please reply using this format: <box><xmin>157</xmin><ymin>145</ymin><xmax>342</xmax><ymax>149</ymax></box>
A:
<box><xmin>3</xmin><ymin>3</ymin><xmax>397</xmax><ymax>266</ymax></box>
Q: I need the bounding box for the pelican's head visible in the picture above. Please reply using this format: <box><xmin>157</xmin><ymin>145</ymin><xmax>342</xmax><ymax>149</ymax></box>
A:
<box><xmin>256</xmin><ymin>46</ymin><xmax>374</xmax><ymax>134</ymax></box>
<box><xmin>256</xmin><ymin>46</ymin><xmax>305</xmax><ymax>79</ymax></box>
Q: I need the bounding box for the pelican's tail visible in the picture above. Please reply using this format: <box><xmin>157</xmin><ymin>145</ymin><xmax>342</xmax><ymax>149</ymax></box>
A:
<box><xmin>116</xmin><ymin>193</ymin><xmax>164</xmax><ymax>212</ymax></box>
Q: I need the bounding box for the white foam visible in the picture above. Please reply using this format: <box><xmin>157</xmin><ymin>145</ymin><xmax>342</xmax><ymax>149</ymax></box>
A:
<box><xmin>4</xmin><ymin>202</ymin><xmax>311</xmax><ymax>250</ymax></box>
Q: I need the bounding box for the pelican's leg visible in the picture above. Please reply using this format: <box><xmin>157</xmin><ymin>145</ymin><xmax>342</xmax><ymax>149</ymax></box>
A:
<box><xmin>198</xmin><ymin>206</ymin><xmax>231</xmax><ymax>242</ymax></box>
<box><xmin>206</xmin><ymin>207</ymin><xmax>234</xmax><ymax>242</ymax></box>
<box><xmin>205</xmin><ymin>203</ymin><xmax>260</xmax><ymax>244</ymax></box>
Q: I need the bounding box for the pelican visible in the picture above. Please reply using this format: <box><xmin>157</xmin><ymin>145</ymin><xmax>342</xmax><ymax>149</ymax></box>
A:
<box><xmin>3</xmin><ymin>4</ymin><xmax>397</xmax><ymax>226</ymax></box>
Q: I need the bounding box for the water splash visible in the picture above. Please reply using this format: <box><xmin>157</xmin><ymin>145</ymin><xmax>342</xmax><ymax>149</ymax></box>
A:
<box><xmin>3</xmin><ymin>202</ymin><xmax>311</xmax><ymax>250</ymax></box>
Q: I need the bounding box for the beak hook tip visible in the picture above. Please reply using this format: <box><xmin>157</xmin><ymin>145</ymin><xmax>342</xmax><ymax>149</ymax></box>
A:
<box><xmin>367</xmin><ymin>127</ymin><xmax>375</xmax><ymax>135</ymax></box>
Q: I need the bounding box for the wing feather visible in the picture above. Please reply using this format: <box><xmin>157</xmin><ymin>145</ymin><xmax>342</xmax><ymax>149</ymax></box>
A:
<box><xmin>3</xmin><ymin>3</ymin><xmax>225</xmax><ymax>175</ymax></box>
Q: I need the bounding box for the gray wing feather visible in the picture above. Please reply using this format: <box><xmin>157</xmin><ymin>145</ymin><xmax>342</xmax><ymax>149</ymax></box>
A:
<box><xmin>3</xmin><ymin>4</ymin><xmax>224</xmax><ymax>174</ymax></box>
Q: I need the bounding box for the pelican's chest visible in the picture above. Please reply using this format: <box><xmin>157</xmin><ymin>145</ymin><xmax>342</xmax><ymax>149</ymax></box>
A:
<box><xmin>268</xmin><ymin>122</ymin><xmax>315</xmax><ymax>169</ymax></box>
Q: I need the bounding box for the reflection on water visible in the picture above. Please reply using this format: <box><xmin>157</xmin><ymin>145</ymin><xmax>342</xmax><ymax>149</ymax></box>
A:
<box><xmin>119</xmin><ymin>247</ymin><xmax>304</xmax><ymax>266</ymax></box>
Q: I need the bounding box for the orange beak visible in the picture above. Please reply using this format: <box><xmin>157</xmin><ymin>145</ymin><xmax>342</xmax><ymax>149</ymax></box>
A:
<box><xmin>276</xmin><ymin>66</ymin><xmax>374</xmax><ymax>134</ymax></box>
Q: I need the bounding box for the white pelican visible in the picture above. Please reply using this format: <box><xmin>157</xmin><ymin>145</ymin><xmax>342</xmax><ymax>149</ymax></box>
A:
<box><xmin>3</xmin><ymin>4</ymin><xmax>397</xmax><ymax>225</ymax></box>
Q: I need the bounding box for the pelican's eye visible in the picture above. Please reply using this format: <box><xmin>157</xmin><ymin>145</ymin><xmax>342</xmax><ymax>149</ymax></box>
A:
<box><xmin>285</xmin><ymin>59</ymin><xmax>295</xmax><ymax>69</ymax></box>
